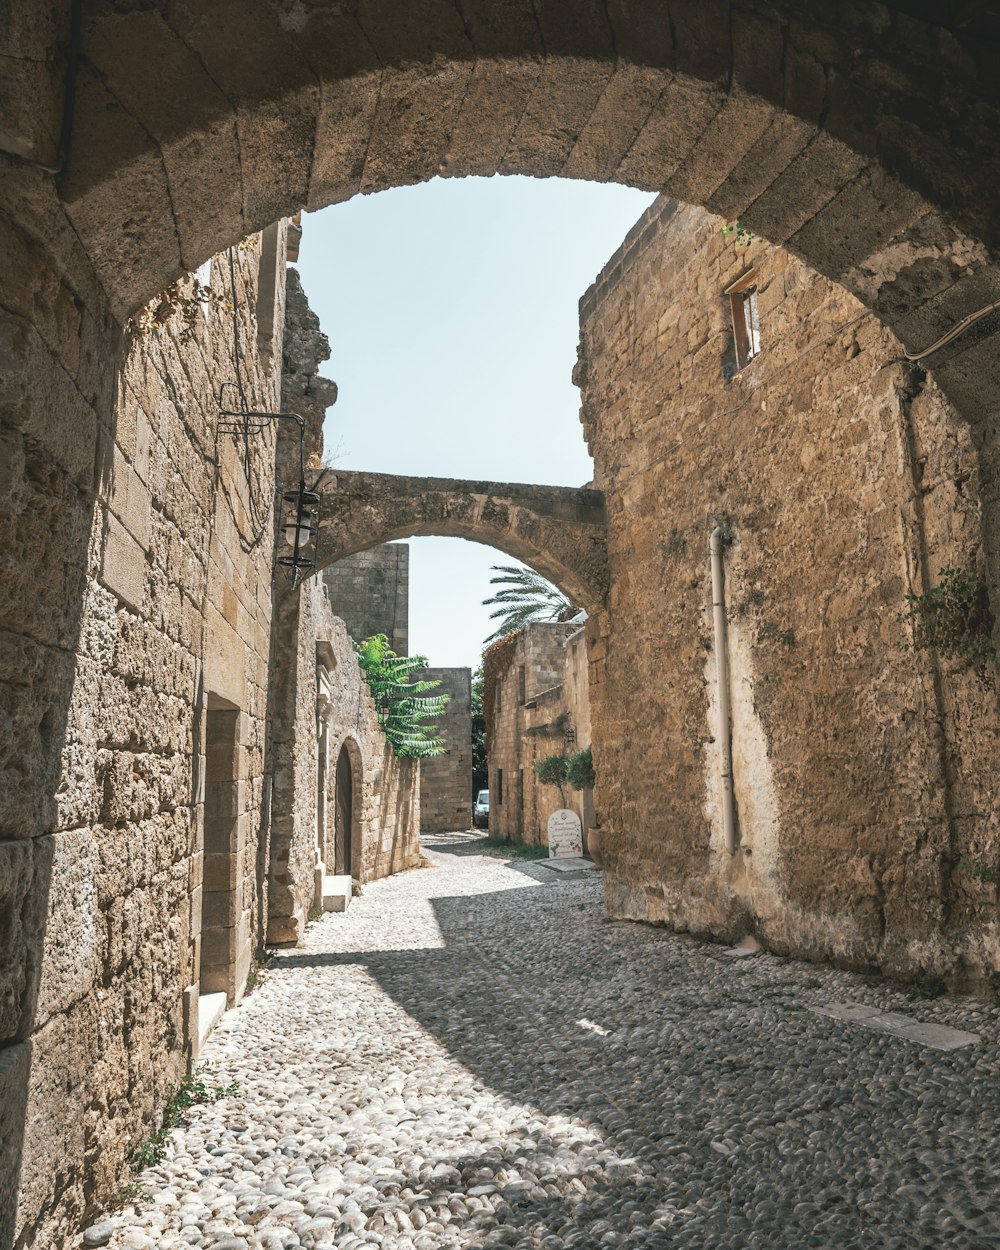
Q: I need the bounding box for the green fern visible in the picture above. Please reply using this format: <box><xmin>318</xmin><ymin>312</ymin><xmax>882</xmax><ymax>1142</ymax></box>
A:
<box><xmin>354</xmin><ymin>634</ymin><xmax>449</xmax><ymax>758</ymax></box>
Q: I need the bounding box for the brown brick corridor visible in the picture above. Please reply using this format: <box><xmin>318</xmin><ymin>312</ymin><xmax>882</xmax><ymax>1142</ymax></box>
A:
<box><xmin>80</xmin><ymin>835</ymin><xmax>1000</xmax><ymax>1250</ymax></box>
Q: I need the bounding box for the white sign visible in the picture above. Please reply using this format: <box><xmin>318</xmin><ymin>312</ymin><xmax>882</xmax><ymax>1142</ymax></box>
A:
<box><xmin>547</xmin><ymin>808</ymin><xmax>583</xmax><ymax>859</ymax></box>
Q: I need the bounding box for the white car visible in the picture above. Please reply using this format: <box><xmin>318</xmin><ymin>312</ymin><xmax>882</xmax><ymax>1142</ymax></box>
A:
<box><xmin>473</xmin><ymin>790</ymin><xmax>490</xmax><ymax>829</ymax></box>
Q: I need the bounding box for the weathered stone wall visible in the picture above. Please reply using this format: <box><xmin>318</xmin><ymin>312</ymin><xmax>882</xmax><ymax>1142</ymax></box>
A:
<box><xmin>579</xmin><ymin>197</ymin><xmax>1000</xmax><ymax>986</ymax></box>
<box><xmin>486</xmin><ymin>624</ymin><xmax>581</xmax><ymax>845</ymax></box>
<box><xmin>267</xmin><ymin>573</ymin><xmax>422</xmax><ymax>947</ymax></box>
<box><xmin>419</xmin><ymin>668</ymin><xmax>473</xmax><ymax>833</ymax></box>
<box><xmin>1</xmin><ymin>225</ymin><xmax>288</xmax><ymax>1248</ymax></box>
<box><xmin>322</xmin><ymin>544</ymin><xmax>410</xmax><ymax>655</ymax></box>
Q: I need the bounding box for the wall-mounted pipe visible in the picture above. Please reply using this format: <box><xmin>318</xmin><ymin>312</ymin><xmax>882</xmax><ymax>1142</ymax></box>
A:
<box><xmin>710</xmin><ymin>527</ymin><xmax>737</xmax><ymax>855</ymax></box>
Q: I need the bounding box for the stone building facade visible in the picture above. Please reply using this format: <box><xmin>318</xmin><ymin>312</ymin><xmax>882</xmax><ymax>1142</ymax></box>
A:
<box><xmin>577</xmin><ymin>197</ymin><xmax>1000</xmax><ymax>987</ymax></box>
<box><xmin>267</xmin><ymin>571</ymin><xmax>421</xmax><ymax>947</ymax></box>
<box><xmin>484</xmin><ymin>623</ymin><xmax>593</xmax><ymax>846</ymax></box>
<box><xmin>1</xmin><ymin>226</ymin><xmax>289</xmax><ymax>1249</ymax></box>
<box><xmin>418</xmin><ymin>667</ymin><xmax>473</xmax><ymax>833</ymax></box>
<box><xmin>320</xmin><ymin>547</ymin><xmax>474</xmax><ymax>837</ymax></box>
<box><xmin>322</xmin><ymin>544</ymin><xmax>410</xmax><ymax>656</ymax></box>
<box><xmin>0</xmin><ymin>225</ymin><xmax>420</xmax><ymax>1249</ymax></box>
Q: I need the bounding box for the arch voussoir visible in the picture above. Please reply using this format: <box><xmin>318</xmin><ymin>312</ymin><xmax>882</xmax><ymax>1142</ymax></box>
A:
<box><xmin>313</xmin><ymin>469</ymin><xmax>608</xmax><ymax>609</ymax></box>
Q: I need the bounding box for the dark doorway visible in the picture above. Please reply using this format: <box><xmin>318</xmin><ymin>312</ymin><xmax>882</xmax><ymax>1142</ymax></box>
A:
<box><xmin>334</xmin><ymin>743</ymin><xmax>354</xmax><ymax>877</ymax></box>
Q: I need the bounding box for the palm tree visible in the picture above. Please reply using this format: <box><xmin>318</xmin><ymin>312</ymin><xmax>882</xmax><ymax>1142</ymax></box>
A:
<box><xmin>482</xmin><ymin>564</ymin><xmax>578</xmax><ymax>643</ymax></box>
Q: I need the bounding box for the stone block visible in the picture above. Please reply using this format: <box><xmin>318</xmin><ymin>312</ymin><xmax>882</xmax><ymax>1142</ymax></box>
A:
<box><xmin>17</xmin><ymin>1002</ymin><xmax>94</xmax><ymax>1244</ymax></box>
<box><xmin>98</xmin><ymin>437</ymin><xmax>153</xmax><ymax>551</ymax></box>
<box><xmin>562</xmin><ymin>64</ymin><xmax>670</xmax><ymax>184</ymax></box>
<box><xmin>740</xmin><ymin>132</ymin><xmax>866</xmax><ymax>251</ymax></box>
<box><xmin>60</xmin><ymin>65</ymin><xmax>184</xmax><ymax>320</ymax></box>
<box><xmin>189</xmin><ymin>883</ymin><xmax>203</xmax><ymax>940</ymax></box>
<box><xmin>0</xmin><ymin>1040</ymin><xmax>31</xmax><ymax>1249</ymax></box>
<box><xmin>616</xmin><ymin>76</ymin><xmax>726</xmax><ymax>191</ymax></box>
<box><xmin>438</xmin><ymin>57</ymin><xmax>542</xmax><ymax>180</ymax></box>
<box><xmin>0</xmin><ymin>631</ymin><xmax>76</xmax><ymax>840</ymax></box>
<box><xmin>200</xmin><ymin>923</ymin><xmax>237</xmax><ymax>969</ymax></box>
<box><xmin>100</xmin><ymin>511</ymin><xmax>147</xmax><ymax>613</ymax></box>
<box><xmin>0</xmin><ymin>308</ymin><xmax>99</xmax><ymax>488</ymax></box>
<box><xmin>83</xmin><ymin>7</ymin><xmax>244</xmax><ymax>273</ymax></box>
<box><xmin>205</xmin><ymin>778</ymin><xmax>244</xmax><ymax>819</ymax></box>
<box><xmin>167</xmin><ymin>0</ymin><xmax>318</xmax><ymax>228</ymax></box>
<box><xmin>34</xmin><ymin>829</ymin><xmax>100</xmax><ymax>1026</ymax></box>
<box><xmin>267</xmin><ymin>910</ymin><xmax>304</xmax><ymax>947</ymax></box>
<box><xmin>203</xmin><ymin>814</ymin><xmax>236</xmax><ymax>856</ymax></box>
<box><xmin>202</xmin><ymin>887</ymin><xmax>238</xmax><ymax>929</ymax></box>
<box><xmin>202</xmin><ymin>852</ymin><xmax>242</xmax><ymax>896</ymax></box>
<box><xmin>0</xmin><ymin>837</ymin><xmax>50</xmax><ymax>1042</ymax></box>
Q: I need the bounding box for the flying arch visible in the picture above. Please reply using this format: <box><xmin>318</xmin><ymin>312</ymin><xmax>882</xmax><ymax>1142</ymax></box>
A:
<box><xmin>312</xmin><ymin>470</ymin><xmax>609</xmax><ymax>609</ymax></box>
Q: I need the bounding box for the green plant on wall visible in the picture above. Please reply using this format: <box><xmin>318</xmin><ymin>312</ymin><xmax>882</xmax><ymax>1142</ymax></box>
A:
<box><xmin>354</xmin><ymin>634</ymin><xmax>449</xmax><ymax>758</ymax></box>
<box><xmin>959</xmin><ymin>857</ymin><xmax>999</xmax><ymax>886</ymax></box>
<box><xmin>760</xmin><ymin>621</ymin><xmax>795</xmax><ymax>646</ymax></box>
<box><xmin>722</xmin><ymin>221</ymin><xmax>754</xmax><ymax>248</ymax></box>
<box><xmin>534</xmin><ymin>753</ymin><xmax>569</xmax><ymax>805</ymax></box>
<box><xmin>535</xmin><ymin>748</ymin><xmax>595</xmax><ymax>801</ymax></box>
<box><xmin>565</xmin><ymin>747</ymin><xmax>595</xmax><ymax>791</ymax></box>
<box><xmin>896</xmin><ymin>567</ymin><xmax>996</xmax><ymax>679</ymax></box>
<box><xmin>535</xmin><ymin>754</ymin><xmax>570</xmax><ymax>787</ymax></box>
<box><xmin>128</xmin><ymin>274</ymin><xmax>231</xmax><ymax>339</ymax></box>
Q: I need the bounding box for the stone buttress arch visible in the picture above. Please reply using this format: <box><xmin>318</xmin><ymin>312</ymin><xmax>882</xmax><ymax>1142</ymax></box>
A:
<box><xmin>312</xmin><ymin>470</ymin><xmax>609</xmax><ymax>609</ymax></box>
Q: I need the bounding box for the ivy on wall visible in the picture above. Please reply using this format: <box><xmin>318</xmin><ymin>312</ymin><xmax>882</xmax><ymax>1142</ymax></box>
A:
<box><xmin>897</xmin><ymin>567</ymin><xmax>996</xmax><ymax>680</ymax></box>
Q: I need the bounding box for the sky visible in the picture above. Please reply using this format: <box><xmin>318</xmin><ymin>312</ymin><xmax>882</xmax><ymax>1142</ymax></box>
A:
<box><xmin>298</xmin><ymin>175</ymin><xmax>656</xmax><ymax>670</ymax></box>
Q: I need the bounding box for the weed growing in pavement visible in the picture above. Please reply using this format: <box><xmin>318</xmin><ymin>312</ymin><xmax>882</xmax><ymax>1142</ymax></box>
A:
<box><xmin>129</xmin><ymin>1068</ymin><xmax>239</xmax><ymax>1172</ymax></box>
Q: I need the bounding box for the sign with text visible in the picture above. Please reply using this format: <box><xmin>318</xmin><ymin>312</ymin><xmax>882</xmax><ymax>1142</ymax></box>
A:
<box><xmin>547</xmin><ymin>808</ymin><xmax>583</xmax><ymax>859</ymax></box>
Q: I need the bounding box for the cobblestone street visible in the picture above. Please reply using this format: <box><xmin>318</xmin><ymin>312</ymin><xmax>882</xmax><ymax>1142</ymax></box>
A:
<box><xmin>87</xmin><ymin>835</ymin><xmax>1000</xmax><ymax>1250</ymax></box>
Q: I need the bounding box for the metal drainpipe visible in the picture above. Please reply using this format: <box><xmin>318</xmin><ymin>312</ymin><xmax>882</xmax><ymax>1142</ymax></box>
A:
<box><xmin>710</xmin><ymin>527</ymin><xmax>737</xmax><ymax>855</ymax></box>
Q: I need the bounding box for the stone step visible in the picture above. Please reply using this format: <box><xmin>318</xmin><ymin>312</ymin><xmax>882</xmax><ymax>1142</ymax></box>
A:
<box><xmin>198</xmin><ymin>991</ymin><xmax>227</xmax><ymax>1050</ymax></box>
<box><xmin>322</xmin><ymin>874</ymin><xmax>353</xmax><ymax>913</ymax></box>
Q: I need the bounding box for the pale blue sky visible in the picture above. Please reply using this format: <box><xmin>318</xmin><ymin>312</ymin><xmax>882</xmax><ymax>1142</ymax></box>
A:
<box><xmin>298</xmin><ymin>176</ymin><xmax>655</xmax><ymax>669</ymax></box>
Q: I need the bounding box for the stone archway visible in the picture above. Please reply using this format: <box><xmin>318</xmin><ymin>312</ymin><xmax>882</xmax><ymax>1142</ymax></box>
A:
<box><xmin>4</xmin><ymin>10</ymin><xmax>1000</xmax><ymax>1245</ymax></box>
<box><xmin>10</xmin><ymin>3</ymin><xmax>995</xmax><ymax>437</ymax></box>
<box><xmin>312</xmin><ymin>469</ymin><xmax>609</xmax><ymax>609</ymax></box>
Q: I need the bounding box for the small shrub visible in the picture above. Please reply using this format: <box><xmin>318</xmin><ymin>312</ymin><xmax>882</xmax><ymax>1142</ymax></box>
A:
<box><xmin>128</xmin><ymin>275</ymin><xmax>230</xmax><ymax>339</ymax></box>
<box><xmin>108</xmin><ymin>1180</ymin><xmax>144</xmax><ymax>1210</ymax></box>
<box><xmin>565</xmin><ymin>747</ymin><xmax>595</xmax><ymax>791</ymax></box>
<box><xmin>244</xmin><ymin>951</ymin><xmax>271</xmax><ymax>995</ymax></box>
<box><xmin>722</xmin><ymin>221</ymin><xmax>754</xmax><ymax>248</ymax></box>
<box><xmin>535</xmin><ymin>754</ymin><xmax>570</xmax><ymax>787</ymax></box>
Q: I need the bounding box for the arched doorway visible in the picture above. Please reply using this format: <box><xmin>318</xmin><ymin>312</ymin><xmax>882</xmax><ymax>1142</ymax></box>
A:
<box><xmin>334</xmin><ymin>742</ymin><xmax>354</xmax><ymax>878</ymax></box>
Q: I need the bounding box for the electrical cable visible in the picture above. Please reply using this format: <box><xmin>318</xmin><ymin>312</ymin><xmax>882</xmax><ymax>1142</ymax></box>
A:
<box><xmin>903</xmin><ymin>300</ymin><xmax>1000</xmax><ymax>362</ymax></box>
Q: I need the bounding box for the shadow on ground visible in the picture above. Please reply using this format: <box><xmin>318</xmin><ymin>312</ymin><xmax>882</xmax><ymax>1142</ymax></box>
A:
<box><xmin>271</xmin><ymin>849</ymin><xmax>1000</xmax><ymax>1250</ymax></box>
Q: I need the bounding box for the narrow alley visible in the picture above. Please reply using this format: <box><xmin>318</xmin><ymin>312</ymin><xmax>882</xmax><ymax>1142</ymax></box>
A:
<box><xmin>84</xmin><ymin>836</ymin><xmax>1000</xmax><ymax>1250</ymax></box>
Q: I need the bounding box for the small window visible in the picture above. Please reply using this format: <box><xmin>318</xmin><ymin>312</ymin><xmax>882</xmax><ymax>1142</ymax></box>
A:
<box><xmin>726</xmin><ymin>269</ymin><xmax>760</xmax><ymax>369</ymax></box>
<box><xmin>496</xmin><ymin>769</ymin><xmax>504</xmax><ymax>806</ymax></box>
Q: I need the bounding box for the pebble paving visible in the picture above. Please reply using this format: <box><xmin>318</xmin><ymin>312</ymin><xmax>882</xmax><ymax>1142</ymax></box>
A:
<box><xmin>84</xmin><ymin>833</ymin><xmax>1000</xmax><ymax>1250</ymax></box>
